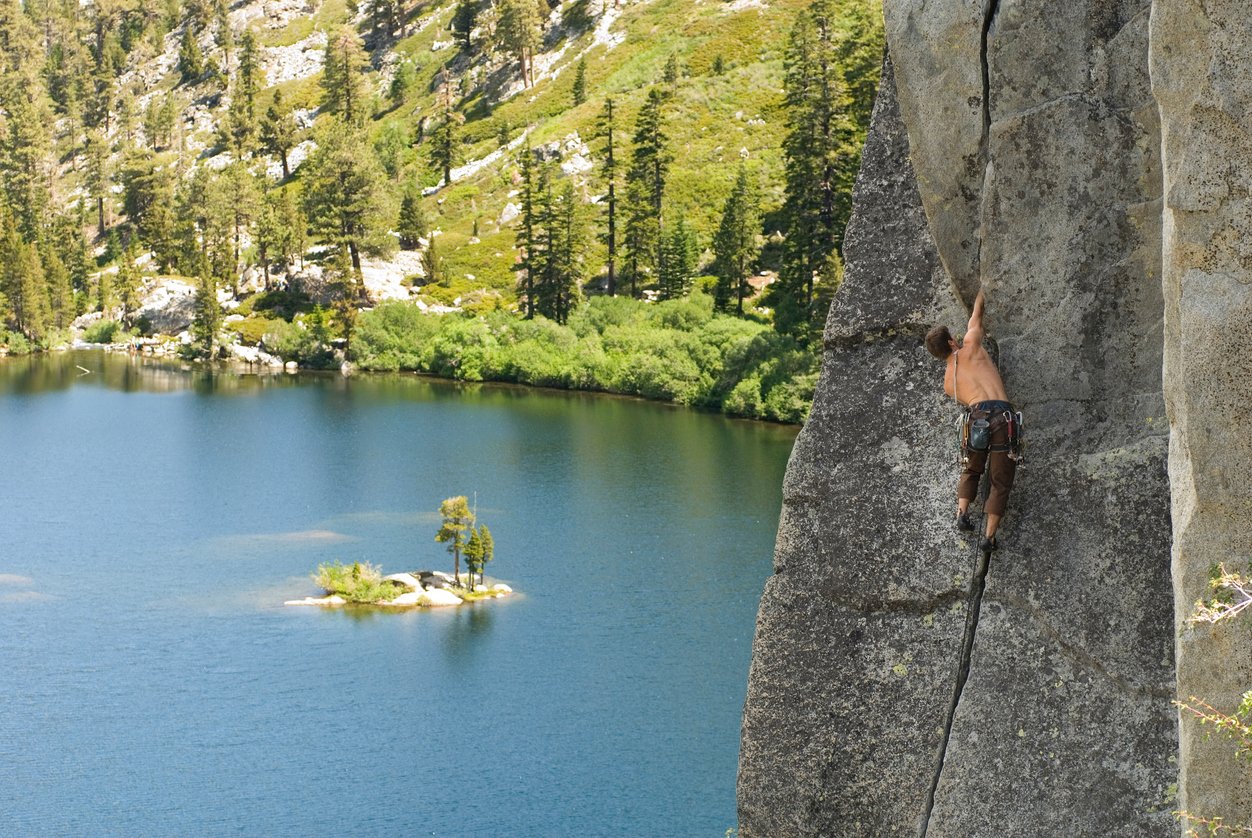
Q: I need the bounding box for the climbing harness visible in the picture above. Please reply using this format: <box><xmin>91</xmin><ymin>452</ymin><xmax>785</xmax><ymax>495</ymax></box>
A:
<box><xmin>949</xmin><ymin>347</ymin><xmax>1025</xmax><ymax>467</ymax></box>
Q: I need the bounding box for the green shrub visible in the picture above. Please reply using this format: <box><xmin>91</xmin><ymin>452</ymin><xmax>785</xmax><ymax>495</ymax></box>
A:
<box><xmin>313</xmin><ymin>560</ymin><xmax>407</xmax><ymax>603</ymax></box>
<box><xmin>230</xmin><ymin>316</ymin><xmax>284</xmax><ymax>346</ymax></box>
<box><xmin>82</xmin><ymin>320</ymin><xmax>131</xmax><ymax>344</ymax></box>
<box><xmin>262</xmin><ymin>313</ymin><xmax>337</xmax><ymax>368</ymax></box>
<box><xmin>352</xmin><ymin>302</ymin><xmax>440</xmax><ymax>370</ymax></box>
<box><xmin>1</xmin><ymin>330</ymin><xmax>33</xmax><ymax>354</ymax></box>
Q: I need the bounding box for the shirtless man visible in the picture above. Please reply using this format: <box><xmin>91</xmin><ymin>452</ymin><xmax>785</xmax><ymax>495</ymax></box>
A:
<box><xmin>924</xmin><ymin>289</ymin><xmax>1016</xmax><ymax>552</ymax></box>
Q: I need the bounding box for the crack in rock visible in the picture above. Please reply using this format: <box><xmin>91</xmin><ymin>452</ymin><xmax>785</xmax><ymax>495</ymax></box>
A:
<box><xmin>919</xmin><ymin>544</ymin><xmax>992</xmax><ymax>836</ymax></box>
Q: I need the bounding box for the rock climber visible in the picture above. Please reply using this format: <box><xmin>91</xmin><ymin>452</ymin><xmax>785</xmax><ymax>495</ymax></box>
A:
<box><xmin>924</xmin><ymin>288</ymin><xmax>1018</xmax><ymax>554</ymax></box>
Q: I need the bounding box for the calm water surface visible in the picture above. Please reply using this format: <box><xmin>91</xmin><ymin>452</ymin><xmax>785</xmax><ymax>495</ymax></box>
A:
<box><xmin>0</xmin><ymin>351</ymin><xmax>797</xmax><ymax>837</ymax></box>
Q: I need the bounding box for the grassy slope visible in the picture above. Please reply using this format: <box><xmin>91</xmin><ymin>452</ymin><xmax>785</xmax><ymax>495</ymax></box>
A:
<box><xmin>245</xmin><ymin>0</ymin><xmax>811</xmax><ymax>299</ymax></box>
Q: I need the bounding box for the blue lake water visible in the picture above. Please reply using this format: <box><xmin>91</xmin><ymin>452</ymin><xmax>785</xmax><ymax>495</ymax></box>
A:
<box><xmin>0</xmin><ymin>352</ymin><xmax>797</xmax><ymax>837</ymax></box>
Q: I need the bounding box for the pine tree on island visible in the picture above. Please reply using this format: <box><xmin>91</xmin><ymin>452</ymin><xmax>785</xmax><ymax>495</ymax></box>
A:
<box><xmin>436</xmin><ymin>496</ymin><xmax>475</xmax><ymax>586</ymax></box>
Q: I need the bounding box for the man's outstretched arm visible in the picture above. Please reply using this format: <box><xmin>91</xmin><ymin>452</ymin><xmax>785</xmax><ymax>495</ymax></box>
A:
<box><xmin>966</xmin><ymin>288</ymin><xmax>986</xmax><ymax>344</ymax></box>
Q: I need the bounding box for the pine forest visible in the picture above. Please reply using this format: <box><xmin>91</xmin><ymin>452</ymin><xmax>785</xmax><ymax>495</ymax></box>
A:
<box><xmin>0</xmin><ymin>0</ymin><xmax>883</xmax><ymax>422</ymax></box>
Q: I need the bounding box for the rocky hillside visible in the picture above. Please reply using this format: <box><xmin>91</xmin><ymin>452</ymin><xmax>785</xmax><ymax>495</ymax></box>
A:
<box><xmin>738</xmin><ymin>1</ymin><xmax>1252</xmax><ymax>835</ymax></box>
<box><xmin>41</xmin><ymin>0</ymin><xmax>866</xmax><ymax>317</ymax></box>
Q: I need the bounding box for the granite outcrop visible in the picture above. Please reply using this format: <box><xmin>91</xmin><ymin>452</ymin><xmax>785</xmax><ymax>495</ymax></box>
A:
<box><xmin>740</xmin><ymin>0</ymin><xmax>1252</xmax><ymax>833</ymax></box>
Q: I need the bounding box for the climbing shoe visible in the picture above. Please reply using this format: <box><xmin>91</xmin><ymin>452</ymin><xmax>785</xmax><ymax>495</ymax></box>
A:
<box><xmin>979</xmin><ymin>534</ymin><xmax>998</xmax><ymax>554</ymax></box>
<box><xmin>956</xmin><ymin>513</ymin><xmax>974</xmax><ymax>533</ymax></box>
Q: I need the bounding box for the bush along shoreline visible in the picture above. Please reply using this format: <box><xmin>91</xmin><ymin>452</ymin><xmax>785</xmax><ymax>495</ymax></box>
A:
<box><xmin>349</xmin><ymin>294</ymin><xmax>818</xmax><ymax>424</ymax></box>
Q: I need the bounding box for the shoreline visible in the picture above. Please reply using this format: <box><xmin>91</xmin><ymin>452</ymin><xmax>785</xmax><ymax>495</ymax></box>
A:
<box><xmin>5</xmin><ymin>345</ymin><xmax>807</xmax><ymax>428</ymax></box>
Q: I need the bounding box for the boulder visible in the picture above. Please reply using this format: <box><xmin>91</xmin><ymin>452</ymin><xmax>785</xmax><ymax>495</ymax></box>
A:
<box><xmin>385</xmin><ymin>591</ymin><xmax>422</xmax><ymax>606</ymax></box>
<box><xmin>417</xmin><ymin>589</ymin><xmax>463</xmax><ymax>607</ymax></box>
<box><xmin>382</xmin><ymin>572</ymin><xmax>423</xmax><ymax>590</ymax></box>
<box><xmin>490</xmin><ymin>584</ymin><xmax>513</xmax><ymax>594</ymax></box>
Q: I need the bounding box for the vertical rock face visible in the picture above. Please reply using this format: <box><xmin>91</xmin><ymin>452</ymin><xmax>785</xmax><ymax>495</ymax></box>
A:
<box><xmin>1151</xmin><ymin>1</ymin><xmax>1252</xmax><ymax>822</ymax></box>
<box><xmin>738</xmin><ymin>57</ymin><xmax>971</xmax><ymax>835</ymax></box>
<box><xmin>739</xmin><ymin>0</ymin><xmax>1200</xmax><ymax>834</ymax></box>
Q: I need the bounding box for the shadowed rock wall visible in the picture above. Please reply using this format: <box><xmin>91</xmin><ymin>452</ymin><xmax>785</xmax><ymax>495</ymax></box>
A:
<box><xmin>739</xmin><ymin>1</ymin><xmax>1185</xmax><ymax>833</ymax></box>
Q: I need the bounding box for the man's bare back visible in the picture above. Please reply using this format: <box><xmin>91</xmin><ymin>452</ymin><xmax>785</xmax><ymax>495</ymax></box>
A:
<box><xmin>943</xmin><ymin>290</ymin><xmax>1009</xmax><ymax>406</ymax></box>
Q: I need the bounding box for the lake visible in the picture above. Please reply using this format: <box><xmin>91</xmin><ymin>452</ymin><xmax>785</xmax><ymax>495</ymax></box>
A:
<box><xmin>0</xmin><ymin>351</ymin><xmax>797</xmax><ymax>837</ymax></box>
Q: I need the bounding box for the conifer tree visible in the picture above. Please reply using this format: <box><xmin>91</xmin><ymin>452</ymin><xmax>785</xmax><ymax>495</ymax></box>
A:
<box><xmin>260</xmin><ymin>88</ymin><xmax>298</xmax><ymax>178</ymax></box>
<box><xmin>213</xmin><ymin>0</ymin><xmax>231</xmax><ymax>65</ymax></box>
<box><xmin>173</xmin><ymin>167</ymin><xmax>211</xmax><ymax>278</ymax></box>
<box><xmin>435</xmin><ymin>496</ymin><xmax>474</xmax><ymax>585</ymax></box>
<box><xmin>115</xmin><ymin>88</ymin><xmax>137</xmax><ymax>143</ymax></box>
<box><xmin>478</xmin><ymin>524</ymin><xmax>494</xmax><ymax>585</ymax></box>
<box><xmin>495</xmin><ymin>0</ymin><xmax>542</xmax><ymax>87</ymax></box>
<box><xmin>663</xmin><ymin>53</ymin><xmax>680</xmax><ymax>84</ymax></box>
<box><xmin>769</xmin><ymin>0</ymin><xmax>879</xmax><ymax>339</ymax></box>
<box><xmin>430</xmin><ymin>106</ymin><xmax>460</xmax><ymax>186</ymax></box>
<box><xmin>367</xmin><ymin>0</ymin><xmax>400</xmax><ymax>39</ymax></box>
<box><xmin>255</xmin><ymin>181</ymin><xmax>277</xmax><ymax>289</ymax></box>
<box><xmin>422</xmin><ymin>231</ymin><xmax>445</xmax><ymax>286</ymax></box>
<box><xmin>452</xmin><ymin>0</ymin><xmax>477</xmax><ymax>52</ymax></box>
<box><xmin>389</xmin><ymin>60</ymin><xmax>416</xmax><ymax>106</ymax></box>
<box><xmin>397</xmin><ymin>182</ymin><xmax>428</xmax><ymax>249</ymax></box>
<box><xmin>143</xmin><ymin>93</ymin><xmax>176</xmax><ymax>150</ymax></box>
<box><xmin>191</xmin><ymin>271</ymin><xmax>221</xmax><ymax>355</ymax></box>
<box><xmin>657</xmin><ymin>212</ymin><xmax>697</xmax><ymax>300</ymax></box>
<box><xmin>622</xmin><ymin>87</ymin><xmax>669</xmax><ymax>296</ymax></box>
<box><xmin>321</xmin><ymin>27</ymin><xmax>369</xmax><ymax>125</ymax></box>
<box><xmin>178</xmin><ymin>26</ymin><xmax>203</xmax><ymax>83</ymax></box>
<box><xmin>276</xmin><ymin>186</ymin><xmax>306</xmax><ymax>271</ymax></box>
<box><xmin>116</xmin><ymin>241</ymin><xmax>142</xmax><ymax>326</ymax></box>
<box><xmin>1</xmin><ymin>216</ymin><xmax>50</xmax><ymax>339</ymax></box>
<box><xmin>571</xmin><ymin>57</ymin><xmax>587</xmax><ymax>106</ymax></box>
<box><xmin>1</xmin><ymin>85</ymin><xmax>53</xmax><ymax>237</ymax></box>
<box><xmin>97</xmin><ymin>259</ymin><xmax>114</xmax><ymax>315</ymax></box>
<box><xmin>327</xmin><ymin>246</ymin><xmax>357</xmax><ymax>354</ymax></box>
<box><xmin>549</xmin><ymin>181</ymin><xmax>586</xmax><ymax>322</ymax></box>
<box><xmin>712</xmin><ymin>163</ymin><xmax>760</xmax><ymax>314</ymax></box>
<box><xmin>515</xmin><ymin>143</ymin><xmax>537</xmax><ymax>317</ymax></box>
<box><xmin>220</xmin><ymin>160</ymin><xmax>258</xmax><ymax>295</ymax></box>
<box><xmin>15</xmin><ymin>242</ymin><xmax>50</xmax><ymax>340</ymax></box>
<box><xmin>42</xmin><ymin>244</ymin><xmax>73</xmax><ymax>330</ymax></box>
<box><xmin>237</xmin><ymin>29</ymin><xmax>260</xmax><ymax>120</ymax></box>
<box><xmin>301</xmin><ymin>123</ymin><xmax>395</xmax><ymax>286</ymax></box>
<box><xmin>464</xmin><ymin>527</ymin><xmax>484</xmax><ymax>589</ymax></box>
<box><xmin>85</xmin><ymin>129</ymin><xmax>110</xmax><ymax>235</ymax></box>
<box><xmin>201</xmin><ymin>170</ymin><xmax>236</xmax><ymax>287</ymax></box>
<box><xmin>599</xmin><ymin>97</ymin><xmax>618</xmax><ymax>295</ymax></box>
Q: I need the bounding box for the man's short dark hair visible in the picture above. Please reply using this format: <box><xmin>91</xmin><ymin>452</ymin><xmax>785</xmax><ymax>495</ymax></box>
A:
<box><xmin>925</xmin><ymin>325</ymin><xmax>953</xmax><ymax>359</ymax></box>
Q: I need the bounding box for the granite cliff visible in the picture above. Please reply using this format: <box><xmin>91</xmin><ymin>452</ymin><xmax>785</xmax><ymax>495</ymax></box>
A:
<box><xmin>738</xmin><ymin>1</ymin><xmax>1252</xmax><ymax>834</ymax></box>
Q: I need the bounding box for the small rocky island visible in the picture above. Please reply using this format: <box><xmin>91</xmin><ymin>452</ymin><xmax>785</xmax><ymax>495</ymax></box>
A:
<box><xmin>285</xmin><ymin>566</ymin><xmax>513</xmax><ymax>609</ymax></box>
<box><xmin>286</xmin><ymin>496</ymin><xmax>509</xmax><ymax>609</ymax></box>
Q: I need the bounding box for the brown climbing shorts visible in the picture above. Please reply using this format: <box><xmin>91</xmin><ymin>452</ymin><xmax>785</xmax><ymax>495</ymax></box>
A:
<box><xmin>958</xmin><ymin>401</ymin><xmax>1017</xmax><ymax>516</ymax></box>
